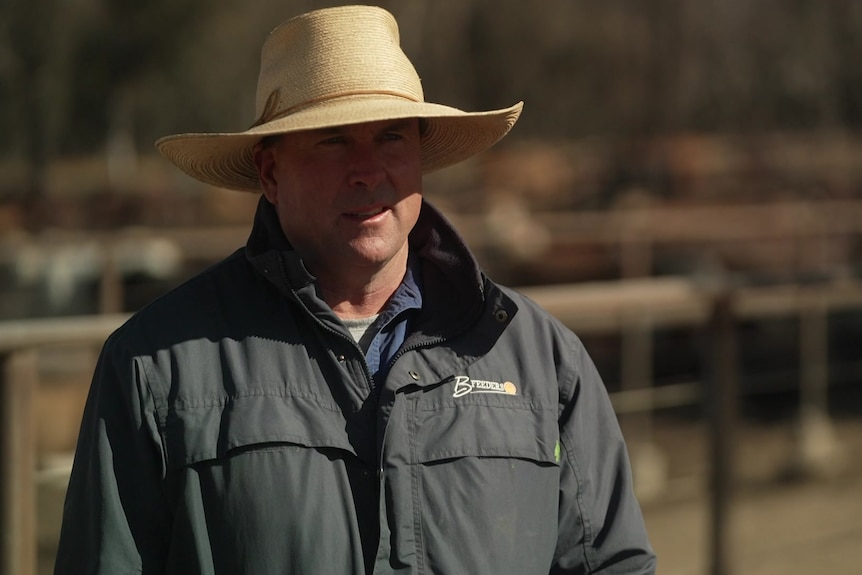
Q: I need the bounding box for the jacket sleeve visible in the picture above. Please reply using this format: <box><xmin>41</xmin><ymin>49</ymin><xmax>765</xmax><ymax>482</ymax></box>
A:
<box><xmin>551</xmin><ymin>338</ymin><xmax>657</xmax><ymax>574</ymax></box>
<box><xmin>54</xmin><ymin>338</ymin><xmax>171</xmax><ymax>575</ymax></box>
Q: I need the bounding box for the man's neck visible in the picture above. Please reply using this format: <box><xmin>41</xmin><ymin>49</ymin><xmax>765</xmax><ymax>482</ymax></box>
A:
<box><xmin>315</xmin><ymin>253</ymin><xmax>409</xmax><ymax>320</ymax></box>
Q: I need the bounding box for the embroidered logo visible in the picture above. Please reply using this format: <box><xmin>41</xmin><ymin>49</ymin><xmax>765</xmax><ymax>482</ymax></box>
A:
<box><xmin>452</xmin><ymin>375</ymin><xmax>518</xmax><ymax>398</ymax></box>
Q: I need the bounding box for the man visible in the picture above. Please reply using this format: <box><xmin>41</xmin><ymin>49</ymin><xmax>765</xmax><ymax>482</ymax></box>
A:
<box><xmin>55</xmin><ymin>5</ymin><xmax>655</xmax><ymax>574</ymax></box>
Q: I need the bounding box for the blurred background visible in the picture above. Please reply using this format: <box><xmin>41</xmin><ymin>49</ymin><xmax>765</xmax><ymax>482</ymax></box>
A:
<box><xmin>1</xmin><ymin>1</ymin><xmax>861</xmax><ymax>573</ymax></box>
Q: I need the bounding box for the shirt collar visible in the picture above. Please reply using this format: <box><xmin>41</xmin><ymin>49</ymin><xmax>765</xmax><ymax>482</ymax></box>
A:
<box><xmin>375</xmin><ymin>255</ymin><xmax>423</xmax><ymax>329</ymax></box>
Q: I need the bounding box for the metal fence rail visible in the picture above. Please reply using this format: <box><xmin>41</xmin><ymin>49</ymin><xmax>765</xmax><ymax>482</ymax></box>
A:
<box><xmin>2</xmin><ymin>278</ymin><xmax>861</xmax><ymax>575</ymax></box>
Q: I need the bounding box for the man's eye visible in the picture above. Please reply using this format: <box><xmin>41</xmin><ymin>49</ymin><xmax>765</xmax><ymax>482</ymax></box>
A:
<box><xmin>319</xmin><ymin>136</ymin><xmax>346</xmax><ymax>146</ymax></box>
<box><xmin>383</xmin><ymin>132</ymin><xmax>405</xmax><ymax>141</ymax></box>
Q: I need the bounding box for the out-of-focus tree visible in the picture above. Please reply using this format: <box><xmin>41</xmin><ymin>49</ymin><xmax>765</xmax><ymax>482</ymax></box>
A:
<box><xmin>2</xmin><ymin>0</ymin><xmax>862</xmax><ymax>196</ymax></box>
<box><xmin>0</xmin><ymin>0</ymin><xmax>207</xmax><ymax>193</ymax></box>
<box><xmin>0</xmin><ymin>0</ymin><xmax>94</xmax><ymax>193</ymax></box>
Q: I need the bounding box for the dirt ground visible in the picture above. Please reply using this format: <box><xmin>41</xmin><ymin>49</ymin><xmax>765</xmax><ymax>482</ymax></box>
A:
<box><xmin>638</xmin><ymin>414</ymin><xmax>862</xmax><ymax>575</ymax></box>
<box><xmin>644</xmin><ymin>473</ymin><xmax>862</xmax><ymax>575</ymax></box>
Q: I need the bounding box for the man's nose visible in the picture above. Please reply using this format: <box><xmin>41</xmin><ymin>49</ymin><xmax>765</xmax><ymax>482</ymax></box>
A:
<box><xmin>346</xmin><ymin>143</ymin><xmax>386</xmax><ymax>189</ymax></box>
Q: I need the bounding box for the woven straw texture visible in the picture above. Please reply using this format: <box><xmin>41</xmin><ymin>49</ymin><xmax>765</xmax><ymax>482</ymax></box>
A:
<box><xmin>156</xmin><ymin>5</ymin><xmax>523</xmax><ymax>192</ymax></box>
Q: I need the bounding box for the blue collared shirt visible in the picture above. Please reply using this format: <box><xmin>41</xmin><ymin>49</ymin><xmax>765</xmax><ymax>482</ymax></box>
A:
<box><xmin>363</xmin><ymin>258</ymin><xmax>423</xmax><ymax>385</ymax></box>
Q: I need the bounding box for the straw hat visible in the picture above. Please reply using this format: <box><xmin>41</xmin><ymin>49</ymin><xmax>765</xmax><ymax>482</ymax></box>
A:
<box><xmin>156</xmin><ymin>5</ymin><xmax>523</xmax><ymax>192</ymax></box>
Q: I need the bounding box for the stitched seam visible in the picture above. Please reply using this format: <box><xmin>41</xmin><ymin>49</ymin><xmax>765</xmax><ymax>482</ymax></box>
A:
<box><xmin>417</xmin><ymin>399</ymin><xmax>551</xmax><ymax>411</ymax></box>
<box><xmin>178</xmin><ymin>434</ymin><xmax>354</xmax><ymax>467</ymax></box>
<box><xmin>168</xmin><ymin>389</ymin><xmax>341</xmax><ymax>411</ymax></box>
<box><xmin>560</xmin><ymin>347</ymin><xmax>598</xmax><ymax>574</ymax></box>
<box><xmin>410</xmin><ymin>400</ymin><xmax>426</xmax><ymax>575</ymax></box>
<box><xmin>419</xmin><ymin>448</ymin><xmax>556</xmax><ymax>463</ymax></box>
<box><xmin>135</xmin><ymin>357</ymin><xmax>170</xmax><ymax>474</ymax></box>
<box><xmin>560</xmin><ymin>430</ymin><xmax>596</xmax><ymax>573</ymax></box>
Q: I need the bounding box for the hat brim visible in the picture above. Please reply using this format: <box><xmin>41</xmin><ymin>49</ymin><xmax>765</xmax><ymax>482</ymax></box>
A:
<box><xmin>156</xmin><ymin>97</ymin><xmax>523</xmax><ymax>192</ymax></box>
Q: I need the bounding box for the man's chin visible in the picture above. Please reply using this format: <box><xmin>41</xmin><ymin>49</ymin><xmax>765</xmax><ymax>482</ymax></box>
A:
<box><xmin>341</xmin><ymin>242</ymin><xmax>408</xmax><ymax>271</ymax></box>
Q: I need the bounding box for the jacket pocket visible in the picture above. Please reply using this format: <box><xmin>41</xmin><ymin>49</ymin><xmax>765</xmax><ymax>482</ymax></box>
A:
<box><xmin>158</xmin><ymin>391</ymin><xmax>357</xmax><ymax>468</ymax></box>
<box><xmin>155</xmin><ymin>392</ymin><xmax>370</xmax><ymax>575</ymax></box>
<box><xmin>413</xmin><ymin>393</ymin><xmax>559</xmax><ymax>466</ymax></box>
<box><xmin>408</xmin><ymin>396</ymin><xmax>560</xmax><ymax>574</ymax></box>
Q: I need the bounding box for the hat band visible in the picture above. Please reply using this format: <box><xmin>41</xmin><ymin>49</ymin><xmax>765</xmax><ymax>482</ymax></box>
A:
<box><xmin>250</xmin><ymin>89</ymin><xmax>422</xmax><ymax>129</ymax></box>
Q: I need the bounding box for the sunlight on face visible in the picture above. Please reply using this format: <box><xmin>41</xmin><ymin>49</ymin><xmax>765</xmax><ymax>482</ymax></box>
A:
<box><xmin>258</xmin><ymin>119</ymin><xmax>424</xmax><ymax>281</ymax></box>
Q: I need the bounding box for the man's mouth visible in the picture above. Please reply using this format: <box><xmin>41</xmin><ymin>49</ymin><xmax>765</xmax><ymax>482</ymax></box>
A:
<box><xmin>346</xmin><ymin>207</ymin><xmax>386</xmax><ymax>218</ymax></box>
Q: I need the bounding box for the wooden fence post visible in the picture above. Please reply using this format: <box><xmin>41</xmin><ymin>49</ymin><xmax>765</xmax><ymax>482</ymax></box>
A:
<box><xmin>622</xmin><ymin>310</ymin><xmax>668</xmax><ymax>501</ymax></box>
<box><xmin>0</xmin><ymin>350</ymin><xmax>38</xmax><ymax>575</ymax></box>
<box><xmin>706</xmin><ymin>288</ymin><xmax>738</xmax><ymax>575</ymax></box>
<box><xmin>794</xmin><ymin>297</ymin><xmax>842</xmax><ymax>476</ymax></box>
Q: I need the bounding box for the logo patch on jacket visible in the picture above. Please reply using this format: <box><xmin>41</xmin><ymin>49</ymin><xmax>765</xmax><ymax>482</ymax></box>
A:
<box><xmin>452</xmin><ymin>375</ymin><xmax>518</xmax><ymax>398</ymax></box>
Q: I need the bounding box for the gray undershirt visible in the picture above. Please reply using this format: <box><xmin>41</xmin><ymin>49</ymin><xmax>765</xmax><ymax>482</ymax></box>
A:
<box><xmin>341</xmin><ymin>314</ymin><xmax>380</xmax><ymax>353</ymax></box>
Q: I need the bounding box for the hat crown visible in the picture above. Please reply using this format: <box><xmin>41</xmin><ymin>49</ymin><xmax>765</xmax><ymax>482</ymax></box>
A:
<box><xmin>254</xmin><ymin>5</ymin><xmax>424</xmax><ymax>124</ymax></box>
<box><xmin>156</xmin><ymin>4</ymin><xmax>522</xmax><ymax>192</ymax></box>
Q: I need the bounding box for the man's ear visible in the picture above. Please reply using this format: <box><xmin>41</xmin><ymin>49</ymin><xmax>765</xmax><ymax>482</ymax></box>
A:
<box><xmin>253</xmin><ymin>142</ymin><xmax>279</xmax><ymax>204</ymax></box>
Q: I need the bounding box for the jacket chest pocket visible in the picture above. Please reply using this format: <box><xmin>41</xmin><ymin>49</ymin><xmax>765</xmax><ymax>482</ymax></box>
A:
<box><xmin>412</xmin><ymin>393</ymin><xmax>559</xmax><ymax>464</ymax></box>
<box><xmin>159</xmin><ymin>392</ymin><xmax>358</xmax><ymax>468</ymax></box>
<box><xmin>156</xmin><ymin>393</ymin><xmax>372</xmax><ymax>573</ymax></box>
<box><xmin>404</xmin><ymin>394</ymin><xmax>561</xmax><ymax>574</ymax></box>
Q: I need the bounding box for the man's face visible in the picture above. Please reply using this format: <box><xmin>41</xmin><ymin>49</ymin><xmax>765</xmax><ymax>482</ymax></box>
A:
<box><xmin>255</xmin><ymin>118</ymin><xmax>423</xmax><ymax>279</ymax></box>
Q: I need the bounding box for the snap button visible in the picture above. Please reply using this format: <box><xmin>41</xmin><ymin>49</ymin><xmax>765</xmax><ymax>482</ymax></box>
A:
<box><xmin>408</xmin><ymin>370</ymin><xmax>420</xmax><ymax>381</ymax></box>
<box><xmin>494</xmin><ymin>309</ymin><xmax>509</xmax><ymax>322</ymax></box>
<box><xmin>336</xmin><ymin>354</ymin><xmax>346</xmax><ymax>362</ymax></box>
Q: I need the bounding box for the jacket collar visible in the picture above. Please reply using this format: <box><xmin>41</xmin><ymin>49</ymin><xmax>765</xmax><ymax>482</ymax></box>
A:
<box><xmin>244</xmin><ymin>195</ymin><xmax>488</xmax><ymax>339</ymax></box>
<box><xmin>245</xmin><ymin>195</ymin><xmax>315</xmax><ymax>290</ymax></box>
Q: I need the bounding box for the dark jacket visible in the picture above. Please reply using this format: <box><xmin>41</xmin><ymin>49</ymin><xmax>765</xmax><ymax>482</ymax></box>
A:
<box><xmin>55</xmin><ymin>197</ymin><xmax>656</xmax><ymax>574</ymax></box>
